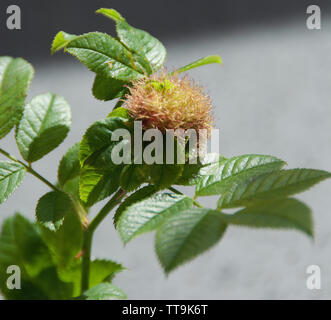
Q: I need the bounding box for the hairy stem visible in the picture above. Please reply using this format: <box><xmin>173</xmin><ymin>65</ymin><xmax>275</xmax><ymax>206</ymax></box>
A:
<box><xmin>168</xmin><ymin>186</ymin><xmax>203</xmax><ymax>208</ymax></box>
<box><xmin>81</xmin><ymin>188</ymin><xmax>127</xmax><ymax>294</ymax></box>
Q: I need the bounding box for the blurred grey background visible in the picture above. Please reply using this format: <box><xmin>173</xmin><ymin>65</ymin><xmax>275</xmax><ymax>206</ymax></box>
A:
<box><xmin>1</xmin><ymin>0</ymin><xmax>331</xmax><ymax>299</ymax></box>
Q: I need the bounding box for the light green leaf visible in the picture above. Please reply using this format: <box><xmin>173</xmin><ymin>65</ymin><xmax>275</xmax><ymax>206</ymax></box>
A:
<box><xmin>107</xmin><ymin>107</ymin><xmax>130</xmax><ymax>119</ymax></box>
<box><xmin>59</xmin><ymin>259</ymin><xmax>124</xmax><ymax>297</ymax></box>
<box><xmin>65</xmin><ymin>32</ymin><xmax>144</xmax><ymax>81</ymax></box>
<box><xmin>220</xmin><ymin>198</ymin><xmax>313</xmax><ymax>237</ymax></box>
<box><xmin>0</xmin><ymin>161</ymin><xmax>26</xmax><ymax>204</ymax></box>
<box><xmin>92</xmin><ymin>74</ymin><xmax>127</xmax><ymax>101</ymax></box>
<box><xmin>16</xmin><ymin>93</ymin><xmax>71</xmax><ymax>162</ymax></box>
<box><xmin>97</xmin><ymin>8</ymin><xmax>166</xmax><ymax>74</ymax></box>
<box><xmin>82</xmin><ymin>283</ymin><xmax>127</xmax><ymax>300</ymax></box>
<box><xmin>36</xmin><ymin>191</ymin><xmax>72</xmax><ymax>231</ymax></box>
<box><xmin>172</xmin><ymin>55</ymin><xmax>222</xmax><ymax>74</ymax></box>
<box><xmin>218</xmin><ymin>169</ymin><xmax>331</xmax><ymax>208</ymax></box>
<box><xmin>196</xmin><ymin>154</ymin><xmax>286</xmax><ymax>196</ymax></box>
<box><xmin>0</xmin><ymin>214</ymin><xmax>73</xmax><ymax>299</ymax></box>
<box><xmin>40</xmin><ymin>209</ymin><xmax>83</xmax><ymax>270</ymax></box>
<box><xmin>79</xmin><ymin>166</ymin><xmax>121</xmax><ymax>206</ymax></box>
<box><xmin>58</xmin><ymin>143</ymin><xmax>80</xmax><ymax>187</ymax></box>
<box><xmin>0</xmin><ymin>57</ymin><xmax>34</xmax><ymax>139</ymax></box>
<box><xmin>51</xmin><ymin>31</ymin><xmax>78</xmax><ymax>54</ymax></box>
<box><xmin>95</xmin><ymin>8</ymin><xmax>125</xmax><ymax>22</ymax></box>
<box><xmin>117</xmin><ymin>193</ymin><xmax>193</xmax><ymax>244</ymax></box>
<box><xmin>114</xmin><ymin>185</ymin><xmax>156</xmax><ymax>225</ymax></box>
<box><xmin>156</xmin><ymin>208</ymin><xmax>227</xmax><ymax>274</ymax></box>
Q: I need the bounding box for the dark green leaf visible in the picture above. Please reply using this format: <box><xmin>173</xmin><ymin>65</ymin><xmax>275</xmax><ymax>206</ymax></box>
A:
<box><xmin>0</xmin><ymin>161</ymin><xmax>26</xmax><ymax>204</ymax></box>
<box><xmin>36</xmin><ymin>191</ymin><xmax>73</xmax><ymax>231</ymax></box>
<box><xmin>79</xmin><ymin>117</ymin><xmax>130</xmax><ymax>168</ymax></box>
<box><xmin>92</xmin><ymin>74</ymin><xmax>127</xmax><ymax>101</ymax></box>
<box><xmin>218</xmin><ymin>169</ymin><xmax>331</xmax><ymax>208</ymax></box>
<box><xmin>119</xmin><ymin>164</ymin><xmax>147</xmax><ymax>191</ymax></box>
<box><xmin>79</xmin><ymin>166</ymin><xmax>121</xmax><ymax>206</ymax></box>
<box><xmin>220</xmin><ymin>198</ymin><xmax>313</xmax><ymax>237</ymax></box>
<box><xmin>156</xmin><ymin>208</ymin><xmax>227</xmax><ymax>274</ymax></box>
<box><xmin>0</xmin><ymin>57</ymin><xmax>34</xmax><ymax>139</ymax></box>
<box><xmin>16</xmin><ymin>93</ymin><xmax>71</xmax><ymax>162</ymax></box>
<box><xmin>58</xmin><ymin>143</ymin><xmax>80</xmax><ymax>187</ymax></box>
<box><xmin>117</xmin><ymin>193</ymin><xmax>193</xmax><ymax>243</ymax></box>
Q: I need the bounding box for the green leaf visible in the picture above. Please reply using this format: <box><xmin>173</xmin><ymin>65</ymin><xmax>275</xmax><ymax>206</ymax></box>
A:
<box><xmin>0</xmin><ymin>214</ymin><xmax>72</xmax><ymax>299</ymax></box>
<box><xmin>117</xmin><ymin>193</ymin><xmax>193</xmax><ymax>244</ymax></box>
<box><xmin>196</xmin><ymin>154</ymin><xmax>286</xmax><ymax>196</ymax></box>
<box><xmin>97</xmin><ymin>8</ymin><xmax>166</xmax><ymax>74</ymax></box>
<box><xmin>36</xmin><ymin>191</ymin><xmax>73</xmax><ymax>231</ymax></box>
<box><xmin>173</xmin><ymin>55</ymin><xmax>222</xmax><ymax>74</ymax></box>
<box><xmin>51</xmin><ymin>31</ymin><xmax>78</xmax><ymax>54</ymax></box>
<box><xmin>156</xmin><ymin>208</ymin><xmax>227</xmax><ymax>274</ymax></box>
<box><xmin>149</xmin><ymin>163</ymin><xmax>184</xmax><ymax>190</ymax></box>
<box><xmin>114</xmin><ymin>185</ymin><xmax>157</xmax><ymax>225</ymax></box>
<box><xmin>16</xmin><ymin>93</ymin><xmax>71</xmax><ymax>162</ymax></box>
<box><xmin>176</xmin><ymin>154</ymin><xmax>227</xmax><ymax>186</ymax></box>
<box><xmin>79</xmin><ymin>117</ymin><xmax>130</xmax><ymax>168</ymax></box>
<box><xmin>82</xmin><ymin>283</ymin><xmax>127</xmax><ymax>300</ymax></box>
<box><xmin>218</xmin><ymin>169</ymin><xmax>331</xmax><ymax>208</ymax></box>
<box><xmin>119</xmin><ymin>164</ymin><xmax>147</xmax><ymax>191</ymax></box>
<box><xmin>107</xmin><ymin>107</ymin><xmax>130</xmax><ymax>119</ymax></box>
<box><xmin>0</xmin><ymin>57</ymin><xmax>34</xmax><ymax>139</ymax></box>
<box><xmin>0</xmin><ymin>161</ymin><xmax>26</xmax><ymax>204</ymax></box>
<box><xmin>220</xmin><ymin>198</ymin><xmax>313</xmax><ymax>237</ymax></box>
<box><xmin>65</xmin><ymin>32</ymin><xmax>144</xmax><ymax>81</ymax></box>
<box><xmin>79</xmin><ymin>166</ymin><xmax>121</xmax><ymax>206</ymax></box>
<box><xmin>92</xmin><ymin>74</ymin><xmax>127</xmax><ymax>101</ymax></box>
<box><xmin>58</xmin><ymin>143</ymin><xmax>80</xmax><ymax>187</ymax></box>
<box><xmin>40</xmin><ymin>209</ymin><xmax>83</xmax><ymax>271</ymax></box>
<box><xmin>95</xmin><ymin>8</ymin><xmax>125</xmax><ymax>22</ymax></box>
<box><xmin>59</xmin><ymin>259</ymin><xmax>124</xmax><ymax>297</ymax></box>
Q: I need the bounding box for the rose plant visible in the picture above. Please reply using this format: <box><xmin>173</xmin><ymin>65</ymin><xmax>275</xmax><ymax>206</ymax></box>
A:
<box><xmin>0</xmin><ymin>8</ymin><xmax>330</xmax><ymax>300</ymax></box>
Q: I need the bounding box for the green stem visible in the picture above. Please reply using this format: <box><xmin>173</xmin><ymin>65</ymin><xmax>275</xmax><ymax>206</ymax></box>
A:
<box><xmin>0</xmin><ymin>147</ymin><xmax>60</xmax><ymax>192</ymax></box>
<box><xmin>81</xmin><ymin>188</ymin><xmax>127</xmax><ymax>294</ymax></box>
<box><xmin>168</xmin><ymin>186</ymin><xmax>203</xmax><ymax>208</ymax></box>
